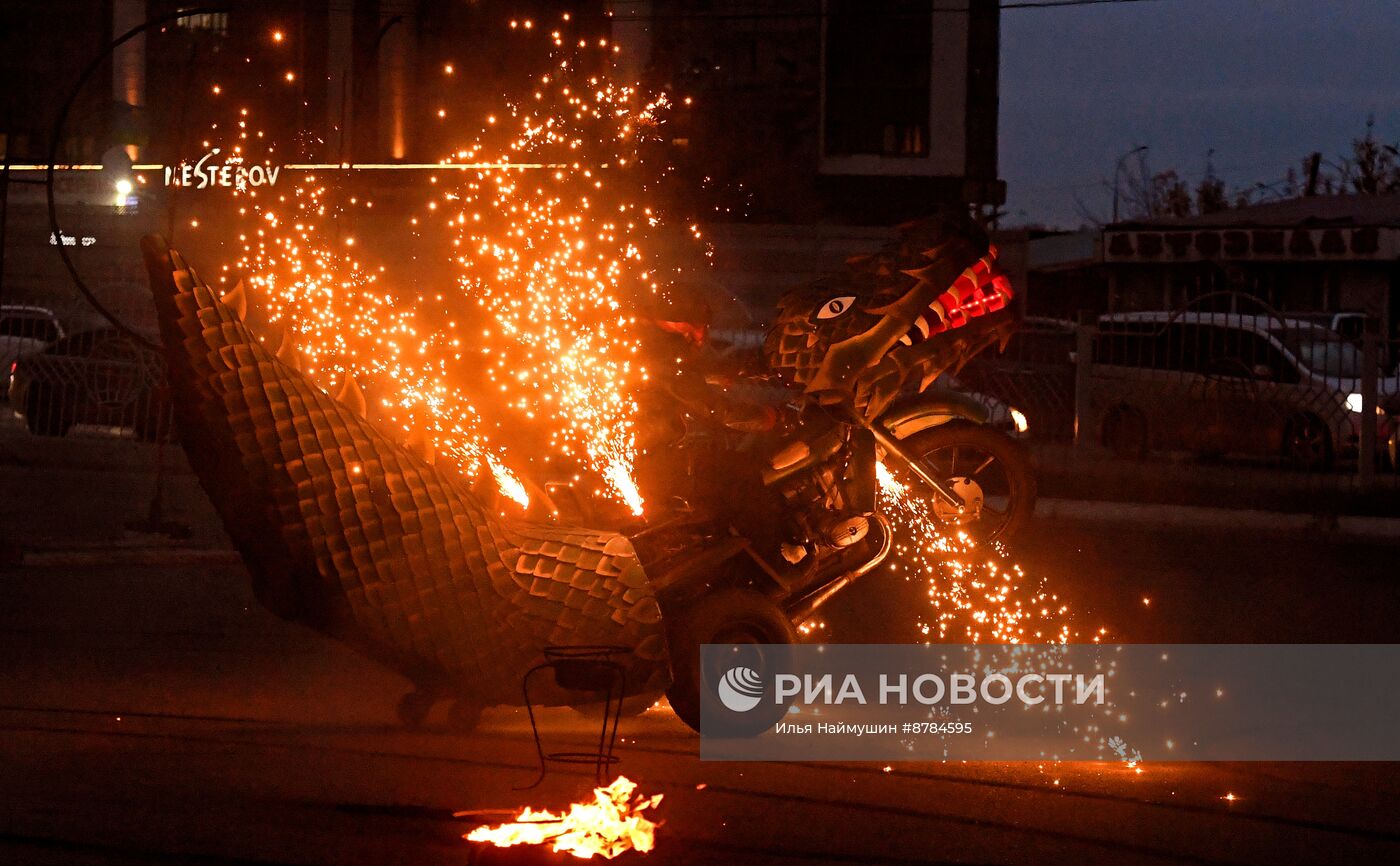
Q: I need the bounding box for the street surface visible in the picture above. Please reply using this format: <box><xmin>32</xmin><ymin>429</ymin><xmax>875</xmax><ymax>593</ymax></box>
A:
<box><xmin>2</xmin><ymin>516</ymin><xmax>1399</xmax><ymax>864</ymax></box>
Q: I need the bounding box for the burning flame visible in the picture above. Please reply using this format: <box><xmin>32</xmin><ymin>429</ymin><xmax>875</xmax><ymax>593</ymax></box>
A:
<box><xmin>461</xmin><ymin>776</ymin><xmax>663</xmax><ymax>860</ymax></box>
<box><xmin>490</xmin><ymin>454</ymin><xmax>531</xmax><ymax>509</ymax></box>
<box><xmin>605</xmin><ymin>459</ymin><xmax>646</xmax><ymax>516</ymax></box>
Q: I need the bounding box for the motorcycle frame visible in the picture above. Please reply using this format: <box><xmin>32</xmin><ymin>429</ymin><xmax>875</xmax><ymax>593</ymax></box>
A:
<box><xmin>623</xmin><ymin>389</ymin><xmax>1000</xmax><ymax>625</ymax></box>
<box><xmin>854</xmin><ymin>388</ymin><xmax>994</xmax><ymax>512</ymax></box>
<box><xmin>734</xmin><ymin>389</ymin><xmax>994</xmax><ymax>621</ymax></box>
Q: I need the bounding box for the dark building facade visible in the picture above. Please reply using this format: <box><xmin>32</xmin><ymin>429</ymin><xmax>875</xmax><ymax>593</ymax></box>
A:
<box><xmin>3</xmin><ymin>1</ymin><xmax>1001</xmax><ymax>211</ymax></box>
<box><xmin>1</xmin><ymin>1</ymin><xmax>1004</xmax><ymax>326</ymax></box>
<box><xmin>637</xmin><ymin>0</ymin><xmax>1002</xmax><ymax>224</ymax></box>
<box><xmin>0</xmin><ymin>1</ymin><xmax>120</xmax><ymax>163</ymax></box>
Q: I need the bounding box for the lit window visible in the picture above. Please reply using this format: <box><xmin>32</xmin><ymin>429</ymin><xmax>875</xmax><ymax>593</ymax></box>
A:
<box><xmin>822</xmin><ymin>0</ymin><xmax>931</xmax><ymax>158</ymax></box>
<box><xmin>176</xmin><ymin>12</ymin><xmax>229</xmax><ymax>35</ymax></box>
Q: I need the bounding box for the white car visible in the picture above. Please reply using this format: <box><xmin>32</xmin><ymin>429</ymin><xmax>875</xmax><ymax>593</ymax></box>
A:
<box><xmin>1092</xmin><ymin>311</ymin><xmax>1398</xmax><ymax>468</ymax></box>
<box><xmin>2</xmin><ymin>305</ymin><xmax>65</xmax><ymax>400</ymax></box>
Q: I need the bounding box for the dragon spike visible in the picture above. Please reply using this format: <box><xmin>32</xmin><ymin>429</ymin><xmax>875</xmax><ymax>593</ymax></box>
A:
<box><xmin>901</xmin><ymin>261</ymin><xmax>943</xmax><ymax>285</ymax></box>
<box><xmin>334</xmin><ymin>375</ymin><xmax>367</xmax><ymax>418</ymax></box>
<box><xmin>220</xmin><ymin>280</ymin><xmax>249</xmax><ymax>320</ymax></box>
<box><xmin>275</xmin><ymin>328</ymin><xmax>303</xmax><ymax>371</ymax></box>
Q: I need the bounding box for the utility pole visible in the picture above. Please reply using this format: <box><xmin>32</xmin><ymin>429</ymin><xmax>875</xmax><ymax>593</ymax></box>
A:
<box><xmin>340</xmin><ymin>14</ymin><xmax>404</xmax><ymax>166</ymax></box>
<box><xmin>1112</xmin><ymin>145</ymin><xmax>1148</xmax><ymax>224</ymax></box>
<box><xmin>1359</xmin><ymin>319</ymin><xmax>1379</xmax><ymax>487</ymax></box>
<box><xmin>1304</xmin><ymin>152</ymin><xmax>1322</xmax><ymax>197</ymax></box>
<box><xmin>0</xmin><ymin>108</ymin><xmax>11</xmax><ymax>310</ymax></box>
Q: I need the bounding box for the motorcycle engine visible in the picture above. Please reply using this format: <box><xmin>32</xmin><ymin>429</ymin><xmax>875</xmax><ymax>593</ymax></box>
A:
<box><xmin>766</xmin><ymin>428</ymin><xmax>875</xmax><ymax>555</ymax></box>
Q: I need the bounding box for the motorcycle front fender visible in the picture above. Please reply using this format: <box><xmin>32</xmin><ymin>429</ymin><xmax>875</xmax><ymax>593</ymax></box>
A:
<box><xmin>877</xmin><ymin>389</ymin><xmax>990</xmax><ymax>440</ymax></box>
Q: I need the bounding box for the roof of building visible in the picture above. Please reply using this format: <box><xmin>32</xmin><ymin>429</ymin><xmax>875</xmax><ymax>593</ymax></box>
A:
<box><xmin>1099</xmin><ymin>310</ymin><xmax>1331</xmax><ymax>332</ymax></box>
<box><xmin>1116</xmin><ymin>194</ymin><xmax>1400</xmax><ymax>229</ymax></box>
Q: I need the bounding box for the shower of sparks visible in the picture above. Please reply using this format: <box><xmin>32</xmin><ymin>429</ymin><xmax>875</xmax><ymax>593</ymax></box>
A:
<box><xmin>875</xmin><ymin>461</ymin><xmax>1078</xmax><ymax>644</ymax></box>
<box><xmin>161</xmin><ymin>16</ymin><xmax>1162</xmax><ymax>785</ymax></box>
<box><xmin>218</xmin><ymin>17</ymin><xmax>684</xmax><ymax>513</ymax></box>
<box><xmin>230</xmin><ymin>178</ymin><xmax>526</xmax><ymax>500</ymax></box>
<box><xmin>433</xmin><ymin>36</ymin><xmax>675</xmax><ymax>514</ymax></box>
<box><xmin>176</xmin><ymin>30</ymin><xmax>1150</xmax><ymax>780</ymax></box>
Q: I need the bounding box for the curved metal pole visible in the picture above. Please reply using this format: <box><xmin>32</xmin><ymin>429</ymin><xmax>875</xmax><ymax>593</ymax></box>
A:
<box><xmin>1111</xmin><ymin>144</ymin><xmax>1148</xmax><ymax>224</ymax></box>
<box><xmin>45</xmin><ymin>5</ymin><xmax>230</xmax><ymax>349</ymax></box>
<box><xmin>339</xmin><ymin>14</ymin><xmax>404</xmax><ymax>167</ymax></box>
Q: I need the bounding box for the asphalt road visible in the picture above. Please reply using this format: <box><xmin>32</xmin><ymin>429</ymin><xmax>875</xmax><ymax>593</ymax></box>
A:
<box><xmin>1</xmin><ymin>519</ymin><xmax>1399</xmax><ymax>865</ymax></box>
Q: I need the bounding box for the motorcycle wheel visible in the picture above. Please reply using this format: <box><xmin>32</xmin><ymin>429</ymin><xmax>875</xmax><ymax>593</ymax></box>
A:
<box><xmin>897</xmin><ymin>423</ymin><xmax>1037</xmax><ymax>544</ymax></box>
<box><xmin>664</xmin><ymin>588</ymin><xmax>797</xmax><ymax>736</ymax></box>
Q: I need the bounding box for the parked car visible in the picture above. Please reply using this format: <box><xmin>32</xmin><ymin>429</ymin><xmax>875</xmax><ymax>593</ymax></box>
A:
<box><xmin>957</xmin><ymin>317</ymin><xmax>1077</xmax><ymax>441</ymax></box>
<box><xmin>931</xmin><ymin>373</ymin><xmax>1031</xmax><ymax>439</ymax></box>
<box><xmin>1288</xmin><ymin>310</ymin><xmax>1398</xmax><ymax>373</ymax></box>
<box><xmin>1091</xmin><ymin>312</ymin><xmax>1398</xmax><ymax>469</ymax></box>
<box><xmin>1</xmin><ymin>305</ymin><xmax>64</xmax><ymax>400</ymax></box>
<box><xmin>8</xmin><ymin>328</ymin><xmax>172</xmax><ymax>440</ymax></box>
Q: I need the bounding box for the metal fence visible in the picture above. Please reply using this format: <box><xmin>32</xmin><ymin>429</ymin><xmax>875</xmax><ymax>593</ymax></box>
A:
<box><xmin>0</xmin><ymin>288</ymin><xmax>200</xmax><ymax>553</ymax></box>
<box><xmin>5</xmin><ymin>281</ymin><xmax>1400</xmax><ymax>548</ymax></box>
<box><xmin>2</xmin><ymin>293</ymin><xmax>170</xmax><ymax>443</ymax></box>
<box><xmin>958</xmin><ymin>293</ymin><xmax>1400</xmax><ymax>508</ymax></box>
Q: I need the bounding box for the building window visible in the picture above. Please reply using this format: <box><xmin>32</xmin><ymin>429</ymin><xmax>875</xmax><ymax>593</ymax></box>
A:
<box><xmin>823</xmin><ymin>0</ymin><xmax>931</xmax><ymax>158</ymax></box>
<box><xmin>175</xmin><ymin>12</ymin><xmax>228</xmax><ymax>35</ymax></box>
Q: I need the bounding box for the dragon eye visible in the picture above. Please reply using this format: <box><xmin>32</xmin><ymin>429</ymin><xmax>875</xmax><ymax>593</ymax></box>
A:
<box><xmin>816</xmin><ymin>295</ymin><xmax>856</xmax><ymax>320</ymax></box>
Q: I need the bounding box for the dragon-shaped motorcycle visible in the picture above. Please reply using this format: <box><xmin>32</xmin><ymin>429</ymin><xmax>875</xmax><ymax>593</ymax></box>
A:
<box><xmin>139</xmin><ymin>210</ymin><xmax>1028</xmax><ymax>735</ymax></box>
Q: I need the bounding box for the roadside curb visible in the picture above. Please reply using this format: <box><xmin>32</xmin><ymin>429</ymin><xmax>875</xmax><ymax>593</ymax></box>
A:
<box><xmin>1036</xmin><ymin>498</ymin><xmax>1400</xmax><ymax>539</ymax></box>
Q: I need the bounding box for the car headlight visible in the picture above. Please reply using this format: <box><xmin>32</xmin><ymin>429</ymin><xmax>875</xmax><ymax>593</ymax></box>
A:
<box><xmin>1009</xmin><ymin>407</ymin><xmax>1029</xmax><ymax>434</ymax></box>
<box><xmin>1345</xmin><ymin>392</ymin><xmax>1386</xmax><ymax>416</ymax></box>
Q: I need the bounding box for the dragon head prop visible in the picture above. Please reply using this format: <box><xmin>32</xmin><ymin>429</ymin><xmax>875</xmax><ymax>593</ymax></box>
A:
<box><xmin>764</xmin><ymin>212</ymin><xmax>1017</xmax><ymax>418</ymax></box>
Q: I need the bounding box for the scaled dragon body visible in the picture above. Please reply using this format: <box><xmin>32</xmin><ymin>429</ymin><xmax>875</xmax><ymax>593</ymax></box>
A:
<box><xmin>142</xmin><ymin>236</ymin><xmax>669</xmax><ymax>708</ymax></box>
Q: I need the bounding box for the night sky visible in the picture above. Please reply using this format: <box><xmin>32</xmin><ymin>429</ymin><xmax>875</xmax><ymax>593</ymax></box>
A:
<box><xmin>1000</xmin><ymin>0</ymin><xmax>1400</xmax><ymax>228</ymax></box>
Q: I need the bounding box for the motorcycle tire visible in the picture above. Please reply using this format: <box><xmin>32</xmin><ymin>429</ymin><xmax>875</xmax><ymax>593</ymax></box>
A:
<box><xmin>896</xmin><ymin>423</ymin><xmax>1038</xmax><ymax>544</ymax></box>
<box><xmin>664</xmin><ymin>587</ymin><xmax>798</xmax><ymax>736</ymax></box>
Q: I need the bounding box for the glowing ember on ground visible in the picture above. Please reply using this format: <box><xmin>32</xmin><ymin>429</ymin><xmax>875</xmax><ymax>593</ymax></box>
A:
<box><xmin>460</xmin><ymin>776</ymin><xmax>663</xmax><ymax>860</ymax></box>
